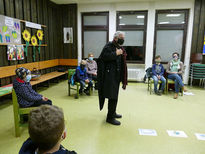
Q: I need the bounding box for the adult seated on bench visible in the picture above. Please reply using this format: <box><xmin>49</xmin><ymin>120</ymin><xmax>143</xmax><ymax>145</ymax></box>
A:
<box><xmin>167</xmin><ymin>52</ymin><xmax>187</xmax><ymax>99</ymax></box>
<box><xmin>75</xmin><ymin>60</ymin><xmax>93</xmax><ymax>95</ymax></box>
<box><xmin>13</xmin><ymin>67</ymin><xmax>52</xmax><ymax>108</ymax></box>
<box><xmin>86</xmin><ymin>52</ymin><xmax>98</xmax><ymax>89</ymax></box>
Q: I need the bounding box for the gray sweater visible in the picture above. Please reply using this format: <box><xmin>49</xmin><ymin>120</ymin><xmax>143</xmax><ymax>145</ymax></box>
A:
<box><xmin>86</xmin><ymin>59</ymin><xmax>97</xmax><ymax>75</ymax></box>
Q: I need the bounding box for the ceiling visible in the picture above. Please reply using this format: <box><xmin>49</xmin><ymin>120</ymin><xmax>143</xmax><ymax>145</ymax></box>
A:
<box><xmin>50</xmin><ymin>0</ymin><xmax>186</xmax><ymax>4</ymax></box>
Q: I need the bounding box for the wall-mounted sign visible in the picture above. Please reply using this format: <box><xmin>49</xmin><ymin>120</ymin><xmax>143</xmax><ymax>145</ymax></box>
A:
<box><xmin>64</xmin><ymin>27</ymin><xmax>73</xmax><ymax>43</ymax></box>
<box><xmin>26</xmin><ymin>21</ymin><xmax>41</xmax><ymax>29</ymax></box>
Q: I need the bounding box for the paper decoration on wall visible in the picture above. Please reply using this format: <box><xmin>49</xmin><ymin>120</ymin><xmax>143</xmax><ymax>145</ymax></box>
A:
<box><xmin>16</xmin><ymin>45</ymin><xmax>24</xmax><ymax>60</ymax></box>
<box><xmin>64</xmin><ymin>27</ymin><xmax>73</xmax><ymax>43</ymax></box>
<box><xmin>22</xmin><ymin>29</ymin><xmax>31</xmax><ymax>56</ymax></box>
<box><xmin>31</xmin><ymin>35</ymin><xmax>38</xmax><ymax>61</ymax></box>
<box><xmin>0</xmin><ymin>15</ymin><xmax>21</xmax><ymax>44</ymax></box>
<box><xmin>7</xmin><ymin>45</ymin><xmax>16</xmax><ymax>60</ymax></box>
<box><xmin>203</xmin><ymin>34</ymin><xmax>205</xmax><ymax>55</ymax></box>
<box><xmin>26</xmin><ymin>21</ymin><xmax>41</xmax><ymax>29</ymax></box>
<box><xmin>36</xmin><ymin>30</ymin><xmax>43</xmax><ymax>54</ymax></box>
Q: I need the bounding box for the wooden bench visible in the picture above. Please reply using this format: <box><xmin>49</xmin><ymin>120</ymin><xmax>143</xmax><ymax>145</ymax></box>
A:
<box><xmin>0</xmin><ymin>59</ymin><xmax>78</xmax><ymax>97</ymax></box>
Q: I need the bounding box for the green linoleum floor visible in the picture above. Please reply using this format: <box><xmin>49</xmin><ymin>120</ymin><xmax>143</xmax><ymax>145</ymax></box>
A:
<box><xmin>0</xmin><ymin>80</ymin><xmax>205</xmax><ymax>154</ymax></box>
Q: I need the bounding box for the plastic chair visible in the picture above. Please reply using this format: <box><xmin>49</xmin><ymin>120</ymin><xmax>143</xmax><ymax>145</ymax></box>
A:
<box><xmin>12</xmin><ymin>89</ymin><xmax>36</xmax><ymax>137</ymax></box>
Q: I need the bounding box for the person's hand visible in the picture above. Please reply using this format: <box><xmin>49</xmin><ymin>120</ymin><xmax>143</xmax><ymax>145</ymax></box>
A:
<box><xmin>157</xmin><ymin>75</ymin><xmax>161</xmax><ymax>79</ymax></box>
<box><xmin>116</xmin><ymin>48</ymin><xmax>123</xmax><ymax>56</ymax></box>
<box><xmin>42</xmin><ymin>96</ymin><xmax>48</xmax><ymax>101</ymax></box>
<box><xmin>85</xmin><ymin>79</ymin><xmax>89</xmax><ymax>83</ymax></box>
<box><xmin>93</xmin><ymin>72</ymin><xmax>97</xmax><ymax>76</ymax></box>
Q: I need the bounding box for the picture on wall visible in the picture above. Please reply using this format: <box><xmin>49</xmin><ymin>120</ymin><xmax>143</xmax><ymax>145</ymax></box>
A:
<box><xmin>0</xmin><ymin>15</ymin><xmax>21</xmax><ymax>44</ymax></box>
<box><xmin>7</xmin><ymin>45</ymin><xmax>16</xmax><ymax>61</ymax></box>
<box><xmin>203</xmin><ymin>34</ymin><xmax>205</xmax><ymax>55</ymax></box>
<box><xmin>64</xmin><ymin>27</ymin><xmax>73</xmax><ymax>43</ymax></box>
<box><xmin>16</xmin><ymin>45</ymin><xmax>24</xmax><ymax>60</ymax></box>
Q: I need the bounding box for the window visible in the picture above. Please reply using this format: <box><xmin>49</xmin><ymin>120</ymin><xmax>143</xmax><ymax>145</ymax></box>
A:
<box><xmin>154</xmin><ymin>9</ymin><xmax>189</xmax><ymax>63</ymax></box>
<box><xmin>82</xmin><ymin>12</ymin><xmax>109</xmax><ymax>58</ymax></box>
<box><xmin>116</xmin><ymin>11</ymin><xmax>148</xmax><ymax>63</ymax></box>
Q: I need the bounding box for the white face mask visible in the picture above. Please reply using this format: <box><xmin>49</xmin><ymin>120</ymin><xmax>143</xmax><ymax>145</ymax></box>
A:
<box><xmin>26</xmin><ymin>74</ymin><xmax>32</xmax><ymax>82</ymax></box>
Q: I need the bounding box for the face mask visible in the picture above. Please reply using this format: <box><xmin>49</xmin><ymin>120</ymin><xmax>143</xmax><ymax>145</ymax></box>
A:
<box><xmin>80</xmin><ymin>64</ymin><xmax>85</xmax><ymax>70</ymax></box>
<box><xmin>88</xmin><ymin>57</ymin><xmax>93</xmax><ymax>61</ymax></box>
<box><xmin>173</xmin><ymin>56</ymin><xmax>178</xmax><ymax>60</ymax></box>
<box><xmin>155</xmin><ymin>60</ymin><xmax>161</xmax><ymax>63</ymax></box>
<box><xmin>117</xmin><ymin>38</ymin><xmax>124</xmax><ymax>45</ymax></box>
<box><xmin>26</xmin><ymin>74</ymin><xmax>31</xmax><ymax>82</ymax></box>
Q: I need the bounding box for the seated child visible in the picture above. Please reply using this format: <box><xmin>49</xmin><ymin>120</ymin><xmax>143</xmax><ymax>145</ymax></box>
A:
<box><xmin>13</xmin><ymin>67</ymin><xmax>52</xmax><ymax>108</ymax></box>
<box><xmin>75</xmin><ymin>60</ymin><xmax>93</xmax><ymax>95</ymax></box>
<box><xmin>152</xmin><ymin>55</ymin><xmax>166</xmax><ymax>95</ymax></box>
<box><xmin>19</xmin><ymin>105</ymin><xmax>77</xmax><ymax>154</ymax></box>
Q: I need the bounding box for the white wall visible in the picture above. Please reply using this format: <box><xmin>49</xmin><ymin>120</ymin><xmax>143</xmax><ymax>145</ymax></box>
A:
<box><xmin>77</xmin><ymin>0</ymin><xmax>195</xmax><ymax>83</ymax></box>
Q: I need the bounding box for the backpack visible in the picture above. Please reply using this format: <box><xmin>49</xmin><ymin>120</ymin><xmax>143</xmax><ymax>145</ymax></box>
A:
<box><xmin>143</xmin><ymin>67</ymin><xmax>153</xmax><ymax>82</ymax></box>
<box><xmin>70</xmin><ymin>72</ymin><xmax>75</xmax><ymax>86</ymax></box>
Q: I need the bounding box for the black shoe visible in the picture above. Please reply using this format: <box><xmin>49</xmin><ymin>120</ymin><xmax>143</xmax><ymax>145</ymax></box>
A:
<box><xmin>158</xmin><ymin>90</ymin><xmax>163</xmax><ymax>94</ymax></box>
<box><xmin>106</xmin><ymin>118</ymin><xmax>121</xmax><ymax>125</ymax></box>
<box><xmin>84</xmin><ymin>89</ymin><xmax>90</xmax><ymax>96</ymax></box>
<box><xmin>155</xmin><ymin>91</ymin><xmax>161</xmax><ymax>96</ymax></box>
<box><xmin>79</xmin><ymin>89</ymin><xmax>83</xmax><ymax>95</ymax></box>
<box><xmin>114</xmin><ymin>113</ymin><xmax>122</xmax><ymax>119</ymax></box>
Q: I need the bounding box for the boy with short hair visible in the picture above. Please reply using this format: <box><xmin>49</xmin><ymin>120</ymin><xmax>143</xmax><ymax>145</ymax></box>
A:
<box><xmin>19</xmin><ymin>105</ymin><xmax>77</xmax><ymax>154</ymax></box>
<box><xmin>152</xmin><ymin>55</ymin><xmax>166</xmax><ymax>95</ymax></box>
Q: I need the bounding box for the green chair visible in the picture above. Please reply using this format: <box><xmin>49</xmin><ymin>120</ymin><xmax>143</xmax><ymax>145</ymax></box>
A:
<box><xmin>68</xmin><ymin>69</ymin><xmax>80</xmax><ymax>99</ymax></box>
<box><xmin>68</xmin><ymin>69</ymin><xmax>92</xmax><ymax>98</ymax></box>
<box><xmin>166</xmin><ymin>79</ymin><xmax>183</xmax><ymax>96</ymax></box>
<box><xmin>12</xmin><ymin>89</ymin><xmax>36</xmax><ymax>137</ymax></box>
<box><xmin>148</xmin><ymin>78</ymin><xmax>162</xmax><ymax>94</ymax></box>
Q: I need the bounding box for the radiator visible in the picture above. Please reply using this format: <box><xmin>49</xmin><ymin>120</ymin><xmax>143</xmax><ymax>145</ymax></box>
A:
<box><xmin>128</xmin><ymin>68</ymin><xmax>142</xmax><ymax>81</ymax></box>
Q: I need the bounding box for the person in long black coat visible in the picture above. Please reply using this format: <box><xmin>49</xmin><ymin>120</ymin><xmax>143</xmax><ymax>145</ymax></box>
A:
<box><xmin>97</xmin><ymin>31</ymin><xmax>127</xmax><ymax>125</ymax></box>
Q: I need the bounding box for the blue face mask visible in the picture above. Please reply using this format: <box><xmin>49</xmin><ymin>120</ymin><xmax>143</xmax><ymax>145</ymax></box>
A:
<box><xmin>88</xmin><ymin>57</ymin><xmax>93</xmax><ymax>61</ymax></box>
<box><xmin>26</xmin><ymin>75</ymin><xmax>32</xmax><ymax>82</ymax></box>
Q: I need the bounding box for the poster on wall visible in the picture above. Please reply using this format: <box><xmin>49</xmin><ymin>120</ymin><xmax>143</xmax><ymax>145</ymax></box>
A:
<box><xmin>0</xmin><ymin>15</ymin><xmax>21</xmax><ymax>44</ymax></box>
<box><xmin>64</xmin><ymin>27</ymin><xmax>73</xmax><ymax>43</ymax></box>
<box><xmin>16</xmin><ymin>45</ymin><xmax>24</xmax><ymax>60</ymax></box>
<box><xmin>203</xmin><ymin>34</ymin><xmax>205</xmax><ymax>55</ymax></box>
<box><xmin>7</xmin><ymin>45</ymin><xmax>17</xmax><ymax>61</ymax></box>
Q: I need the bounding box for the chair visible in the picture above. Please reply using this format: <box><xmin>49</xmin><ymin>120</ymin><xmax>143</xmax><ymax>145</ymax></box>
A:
<box><xmin>166</xmin><ymin>79</ymin><xmax>183</xmax><ymax>96</ymax></box>
<box><xmin>148</xmin><ymin>78</ymin><xmax>162</xmax><ymax>94</ymax></box>
<box><xmin>146</xmin><ymin>67</ymin><xmax>163</xmax><ymax>94</ymax></box>
<box><xmin>68</xmin><ymin>69</ymin><xmax>91</xmax><ymax>99</ymax></box>
<box><xmin>68</xmin><ymin>69</ymin><xmax>80</xmax><ymax>99</ymax></box>
<box><xmin>12</xmin><ymin>89</ymin><xmax>36</xmax><ymax>137</ymax></box>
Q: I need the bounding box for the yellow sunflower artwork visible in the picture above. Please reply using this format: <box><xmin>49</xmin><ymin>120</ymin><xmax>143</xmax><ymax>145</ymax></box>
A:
<box><xmin>22</xmin><ymin>29</ymin><xmax>31</xmax><ymax>42</ymax></box>
<box><xmin>31</xmin><ymin>35</ymin><xmax>38</xmax><ymax>46</ymax></box>
<box><xmin>37</xmin><ymin>30</ymin><xmax>43</xmax><ymax>41</ymax></box>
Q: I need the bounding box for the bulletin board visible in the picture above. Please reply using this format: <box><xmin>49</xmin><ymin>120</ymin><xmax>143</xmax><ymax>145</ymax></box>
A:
<box><xmin>203</xmin><ymin>34</ymin><xmax>205</xmax><ymax>55</ymax></box>
<box><xmin>0</xmin><ymin>15</ymin><xmax>21</xmax><ymax>44</ymax></box>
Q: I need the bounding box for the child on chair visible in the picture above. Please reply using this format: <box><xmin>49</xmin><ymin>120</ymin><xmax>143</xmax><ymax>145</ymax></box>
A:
<box><xmin>75</xmin><ymin>60</ymin><xmax>93</xmax><ymax>95</ymax></box>
<box><xmin>19</xmin><ymin>105</ymin><xmax>77</xmax><ymax>154</ymax></box>
<box><xmin>152</xmin><ymin>55</ymin><xmax>166</xmax><ymax>95</ymax></box>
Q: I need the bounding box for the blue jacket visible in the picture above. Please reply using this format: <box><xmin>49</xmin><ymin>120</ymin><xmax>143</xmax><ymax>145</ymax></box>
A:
<box><xmin>75</xmin><ymin>66</ymin><xmax>88</xmax><ymax>81</ymax></box>
<box><xmin>152</xmin><ymin>64</ymin><xmax>164</xmax><ymax>76</ymax></box>
<box><xmin>19</xmin><ymin>138</ymin><xmax>77</xmax><ymax>154</ymax></box>
<box><xmin>13</xmin><ymin>78</ymin><xmax>42</xmax><ymax>108</ymax></box>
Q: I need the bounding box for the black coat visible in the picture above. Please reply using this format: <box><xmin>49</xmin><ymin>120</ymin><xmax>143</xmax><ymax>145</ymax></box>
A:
<box><xmin>97</xmin><ymin>41</ymin><xmax>125</xmax><ymax>110</ymax></box>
